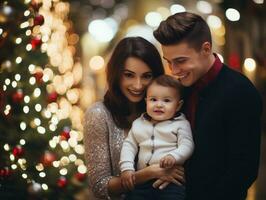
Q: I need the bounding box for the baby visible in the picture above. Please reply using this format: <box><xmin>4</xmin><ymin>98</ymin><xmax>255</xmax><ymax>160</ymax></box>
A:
<box><xmin>119</xmin><ymin>74</ymin><xmax>194</xmax><ymax>200</ymax></box>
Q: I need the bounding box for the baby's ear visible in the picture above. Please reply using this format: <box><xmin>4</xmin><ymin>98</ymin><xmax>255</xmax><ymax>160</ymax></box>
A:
<box><xmin>176</xmin><ymin>100</ymin><xmax>184</xmax><ymax>111</ymax></box>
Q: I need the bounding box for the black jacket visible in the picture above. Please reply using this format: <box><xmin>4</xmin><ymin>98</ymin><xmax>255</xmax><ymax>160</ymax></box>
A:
<box><xmin>184</xmin><ymin>65</ymin><xmax>263</xmax><ymax>200</ymax></box>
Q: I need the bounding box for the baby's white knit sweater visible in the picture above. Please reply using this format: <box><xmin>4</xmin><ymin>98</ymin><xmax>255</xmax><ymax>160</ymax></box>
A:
<box><xmin>119</xmin><ymin>113</ymin><xmax>194</xmax><ymax>172</ymax></box>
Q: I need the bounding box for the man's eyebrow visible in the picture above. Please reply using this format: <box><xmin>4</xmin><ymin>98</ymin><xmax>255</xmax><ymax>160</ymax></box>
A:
<box><xmin>163</xmin><ymin>56</ymin><xmax>188</xmax><ymax>62</ymax></box>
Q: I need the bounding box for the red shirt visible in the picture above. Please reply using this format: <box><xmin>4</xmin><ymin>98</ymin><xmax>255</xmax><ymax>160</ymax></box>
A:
<box><xmin>186</xmin><ymin>54</ymin><xmax>223</xmax><ymax>130</ymax></box>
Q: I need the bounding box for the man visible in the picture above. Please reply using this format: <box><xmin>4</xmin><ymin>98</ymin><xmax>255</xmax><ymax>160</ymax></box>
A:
<box><xmin>153</xmin><ymin>12</ymin><xmax>262</xmax><ymax>200</ymax></box>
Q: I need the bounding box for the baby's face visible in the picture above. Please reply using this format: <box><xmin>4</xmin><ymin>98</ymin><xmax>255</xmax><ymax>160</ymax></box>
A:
<box><xmin>146</xmin><ymin>83</ymin><xmax>182</xmax><ymax>122</ymax></box>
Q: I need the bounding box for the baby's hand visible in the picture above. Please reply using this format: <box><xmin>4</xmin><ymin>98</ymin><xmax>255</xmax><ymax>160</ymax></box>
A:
<box><xmin>121</xmin><ymin>170</ymin><xmax>135</xmax><ymax>191</ymax></box>
<box><xmin>160</xmin><ymin>155</ymin><xmax>176</xmax><ymax>168</ymax></box>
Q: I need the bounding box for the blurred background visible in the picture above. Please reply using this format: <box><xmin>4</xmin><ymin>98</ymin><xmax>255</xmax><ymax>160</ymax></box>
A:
<box><xmin>0</xmin><ymin>0</ymin><xmax>265</xmax><ymax>199</ymax></box>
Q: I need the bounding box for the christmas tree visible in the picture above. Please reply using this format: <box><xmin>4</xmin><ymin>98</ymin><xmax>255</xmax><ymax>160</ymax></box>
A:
<box><xmin>0</xmin><ymin>0</ymin><xmax>86</xmax><ymax>199</ymax></box>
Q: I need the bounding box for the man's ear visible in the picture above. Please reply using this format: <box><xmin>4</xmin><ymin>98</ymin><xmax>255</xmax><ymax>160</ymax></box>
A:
<box><xmin>176</xmin><ymin>100</ymin><xmax>184</xmax><ymax>111</ymax></box>
<box><xmin>201</xmin><ymin>42</ymin><xmax>212</xmax><ymax>55</ymax></box>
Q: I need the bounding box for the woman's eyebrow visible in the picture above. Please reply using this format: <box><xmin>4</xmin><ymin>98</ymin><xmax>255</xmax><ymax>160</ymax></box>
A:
<box><xmin>123</xmin><ymin>69</ymin><xmax>135</xmax><ymax>73</ymax></box>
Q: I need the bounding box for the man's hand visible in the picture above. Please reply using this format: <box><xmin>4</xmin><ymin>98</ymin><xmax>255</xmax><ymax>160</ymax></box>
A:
<box><xmin>160</xmin><ymin>154</ymin><xmax>176</xmax><ymax>168</ymax></box>
<box><xmin>121</xmin><ymin>170</ymin><xmax>135</xmax><ymax>191</ymax></box>
<box><xmin>152</xmin><ymin>165</ymin><xmax>185</xmax><ymax>190</ymax></box>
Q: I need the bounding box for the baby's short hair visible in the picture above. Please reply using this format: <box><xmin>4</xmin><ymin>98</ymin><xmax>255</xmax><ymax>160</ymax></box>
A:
<box><xmin>147</xmin><ymin>74</ymin><xmax>184</xmax><ymax>98</ymax></box>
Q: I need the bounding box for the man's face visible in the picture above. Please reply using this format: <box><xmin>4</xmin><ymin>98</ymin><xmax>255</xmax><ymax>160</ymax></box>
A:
<box><xmin>162</xmin><ymin>42</ymin><xmax>210</xmax><ymax>87</ymax></box>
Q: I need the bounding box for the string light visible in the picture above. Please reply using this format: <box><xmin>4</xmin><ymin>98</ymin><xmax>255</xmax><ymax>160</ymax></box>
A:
<box><xmin>22</xmin><ymin>174</ymin><xmax>28</xmax><ymax>179</ymax></box>
<box><xmin>5</xmin><ymin>78</ymin><xmax>11</xmax><ymax>85</ymax></box>
<box><xmin>11</xmin><ymin>81</ymin><xmax>17</xmax><ymax>88</ymax></box>
<box><xmin>59</xmin><ymin>168</ymin><xmax>68</xmax><ymax>176</ymax></box>
<box><xmin>53</xmin><ymin>161</ymin><xmax>60</xmax><ymax>168</ymax></box>
<box><xmin>34</xmin><ymin>118</ymin><xmax>41</xmax><ymax>126</ymax></box>
<box><xmin>25</xmin><ymin>30</ymin><xmax>31</xmax><ymax>36</ymax></box>
<box><xmin>20</xmin><ymin>122</ymin><xmax>27</xmax><ymax>130</ymax></box>
<box><xmin>26</xmin><ymin>44</ymin><xmax>32</xmax><ymax>51</ymax></box>
<box><xmin>33</xmin><ymin>88</ymin><xmax>41</xmax><ymax>97</ymax></box>
<box><xmin>36</xmin><ymin>163</ymin><xmax>44</xmax><ymax>171</ymax></box>
<box><xmin>39</xmin><ymin>172</ymin><xmax>46</xmax><ymax>177</ymax></box>
<box><xmin>77</xmin><ymin>165</ymin><xmax>87</xmax><ymax>174</ymax></box>
<box><xmin>49</xmin><ymin>140</ymin><xmax>57</xmax><ymax>148</ymax></box>
<box><xmin>35</xmin><ymin>104</ymin><xmax>42</xmax><ymax>112</ymax></box>
<box><xmin>29</xmin><ymin>77</ymin><xmax>36</xmax><ymax>85</ymax></box>
<box><xmin>37</xmin><ymin>126</ymin><xmax>46</xmax><ymax>134</ymax></box>
<box><xmin>20</xmin><ymin>139</ymin><xmax>26</xmax><ymax>145</ymax></box>
<box><xmin>16</xmin><ymin>38</ymin><xmax>22</xmax><ymax>44</ymax></box>
<box><xmin>11</xmin><ymin>164</ymin><xmax>17</xmax><ymax>170</ymax></box>
<box><xmin>16</xmin><ymin>57</ymin><xmax>22</xmax><ymax>64</ymax></box>
<box><xmin>24</xmin><ymin>10</ymin><xmax>30</xmax><ymax>16</ymax></box>
<box><xmin>24</xmin><ymin>95</ymin><xmax>30</xmax><ymax>103</ymax></box>
<box><xmin>4</xmin><ymin>105</ymin><xmax>11</xmax><ymax>115</ymax></box>
<box><xmin>69</xmin><ymin>154</ymin><xmax>77</xmax><ymax>162</ymax></box>
<box><xmin>23</xmin><ymin>106</ymin><xmax>30</xmax><ymax>114</ymax></box>
<box><xmin>42</xmin><ymin>184</ymin><xmax>48</xmax><ymax>190</ymax></box>
<box><xmin>74</xmin><ymin>145</ymin><xmax>84</xmax><ymax>155</ymax></box>
<box><xmin>4</xmin><ymin>144</ymin><xmax>10</xmax><ymax>151</ymax></box>
<box><xmin>15</xmin><ymin>74</ymin><xmax>21</xmax><ymax>81</ymax></box>
<box><xmin>28</xmin><ymin>64</ymin><xmax>35</xmax><ymax>72</ymax></box>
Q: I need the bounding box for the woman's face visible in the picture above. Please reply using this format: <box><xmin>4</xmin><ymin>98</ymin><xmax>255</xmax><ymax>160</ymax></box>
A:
<box><xmin>120</xmin><ymin>57</ymin><xmax>153</xmax><ymax>103</ymax></box>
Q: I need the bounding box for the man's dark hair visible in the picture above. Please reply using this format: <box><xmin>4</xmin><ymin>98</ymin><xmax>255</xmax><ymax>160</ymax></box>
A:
<box><xmin>154</xmin><ymin>12</ymin><xmax>212</xmax><ymax>51</ymax></box>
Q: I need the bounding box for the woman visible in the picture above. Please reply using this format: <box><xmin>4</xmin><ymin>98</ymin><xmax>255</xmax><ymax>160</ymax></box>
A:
<box><xmin>83</xmin><ymin>37</ymin><xmax>184</xmax><ymax>200</ymax></box>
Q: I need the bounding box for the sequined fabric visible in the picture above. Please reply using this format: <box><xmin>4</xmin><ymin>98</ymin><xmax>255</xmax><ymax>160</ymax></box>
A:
<box><xmin>83</xmin><ymin>101</ymin><xmax>125</xmax><ymax>200</ymax></box>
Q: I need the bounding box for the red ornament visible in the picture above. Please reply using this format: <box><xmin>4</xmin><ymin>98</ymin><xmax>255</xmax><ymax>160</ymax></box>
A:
<box><xmin>48</xmin><ymin>91</ymin><xmax>58</xmax><ymax>103</ymax></box>
<box><xmin>12</xmin><ymin>145</ymin><xmax>24</xmax><ymax>157</ymax></box>
<box><xmin>75</xmin><ymin>172</ymin><xmax>86</xmax><ymax>182</ymax></box>
<box><xmin>34</xmin><ymin>14</ymin><xmax>44</xmax><ymax>26</ymax></box>
<box><xmin>12</xmin><ymin>90</ymin><xmax>24</xmax><ymax>104</ymax></box>
<box><xmin>34</xmin><ymin>71</ymin><xmax>43</xmax><ymax>84</ymax></box>
<box><xmin>0</xmin><ymin>167</ymin><xmax>12</xmax><ymax>178</ymax></box>
<box><xmin>31</xmin><ymin>37</ymin><xmax>42</xmax><ymax>49</ymax></box>
<box><xmin>57</xmin><ymin>176</ymin><xmax>67</xmax><ymax>188</ymax></box>
<box><xmin>40</xmin><ymin>151</ymin><xmax>56</xmax><ymax>167</ymax></box>
<box><xmin>229</xmin><ymin>52</ymin><xmax>241</xmax><ymax>71</ymax></box>
<box><xmin>60</xmin><ymin>128</ymin><xmax>70</xmax><ymax>141</ymax></box>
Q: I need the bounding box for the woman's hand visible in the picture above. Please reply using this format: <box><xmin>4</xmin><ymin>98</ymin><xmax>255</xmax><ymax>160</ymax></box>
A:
<box><xmin>149</xmin><ymin>164</ymin><xmax>185</xmax><ymax>189</ymax></box>
<box><xmin>120</xmin><ymin>170</ymin><xmax>136</xmax><ymax>191</ymax></box>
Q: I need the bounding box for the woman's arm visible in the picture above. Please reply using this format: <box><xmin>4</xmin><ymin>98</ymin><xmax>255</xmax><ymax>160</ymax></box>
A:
<box><xmin>108</xmin><ymin>164</ymin><xmax>184</xmax><ymax>196</ymax></box>
<box><xmin>83</xmin><ymin>105</ymin><xmax>113</xmax><ymax>199</ymax></box>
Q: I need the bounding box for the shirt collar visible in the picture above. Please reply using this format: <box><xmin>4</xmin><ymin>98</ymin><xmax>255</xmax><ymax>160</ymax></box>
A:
<box><xmin>141</xmin><ymin>112</ymin><xmax>181</xmax><ymax>122</ymax></box>
<box><xmin>193</xmin><ymin>53</ymin><xmax>223</xmax><ymax>91</ymax></box>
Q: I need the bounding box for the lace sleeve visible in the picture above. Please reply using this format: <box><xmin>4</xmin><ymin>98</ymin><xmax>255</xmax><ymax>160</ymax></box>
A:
<box><xmin>83</xmin><ymin>105</ymin><xmax>113</xmax><ymax>199</ymax></box>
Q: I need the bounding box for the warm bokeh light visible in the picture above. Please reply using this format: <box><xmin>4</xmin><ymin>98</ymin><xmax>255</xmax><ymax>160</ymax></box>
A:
<box><xmin>145</xmin><ymin>12</ymin><xmax>162</xmax><ymax>27</ymax></box>
<box><xmin>244</xmin><ymin>58</ymin><xmax>256</xmax><ymax>72</ymax></box>
<box><xmin>225</xmin><ymin>8</ymin><xmax>240</xmax><ymax>21</ymax></box>
<box><xmin>207</xmin><ymin>15</ymin><xmax>222</xmax><ymax>29</ymax></box>
<box><xmin>89</xmin><ymin>56</ymin><xmax>105</xmax><ymax>71</ymax></box>
<box><xmin>170</xmin><ymin>4</ymin><xmax>186</xmax><ymax>14</ymax></box>
<box><xmin>196</xmin><ymin>1</ymin><xmax>213</xmax><ymax>14</ymax></box>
